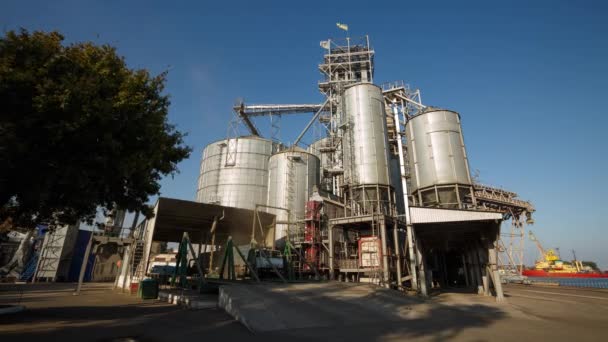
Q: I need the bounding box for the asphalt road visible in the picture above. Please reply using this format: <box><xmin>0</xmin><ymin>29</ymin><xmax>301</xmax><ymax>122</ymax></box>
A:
<box><xmin>0</xmin><ymin>282</ymin><xmax>606</xmax><ymax>341</ymax></box>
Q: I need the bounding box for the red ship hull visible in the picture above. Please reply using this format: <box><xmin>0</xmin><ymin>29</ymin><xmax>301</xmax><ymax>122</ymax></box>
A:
<box><xmin>523</xmin><ymin>270</ymin><xmax>608</xmax><ymax>278</ymax></box>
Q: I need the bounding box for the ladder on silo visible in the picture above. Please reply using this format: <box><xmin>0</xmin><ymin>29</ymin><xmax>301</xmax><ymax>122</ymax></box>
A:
<box><xmin>284</xmin><ymin>155</ymin><xmax>296</xmax><ymax>239</ymax></box>
<box><xmin>342</xmin><ymin>102</ymin><xmax>357</xmax><ymax>186</ymax></box>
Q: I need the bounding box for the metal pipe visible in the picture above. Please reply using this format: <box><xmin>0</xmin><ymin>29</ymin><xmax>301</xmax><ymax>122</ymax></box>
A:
<box><xmin>234</xmin><ymin>104</ymin><xmax>260</xmax><ymax>136</ymax></box>
<box><xmin>393</xmin><ymin>103</ymin><xmax>418</xmax><ymax>290</ymax></box>
<box><xmin>406</xmin><ymin>226</ymin><xmax>418</xmax><ymax>290</ymax></box>
<box><xmin>394</xmin><ymin>93</ymin><xmax>426</xmax><ymax>109</ymax></box>
<box><xmin>416</xmin><ymin>238</ymin><xmax>428</xmax><ymax>296</ymax></box>
<box><xmin>293</xmin><ymin>98</ymin><xmax>329</xmax><ymax>146</ymax></box>
<box><xmin>392</xmin><ymin>221</ymin><xmax>402</xmax><ymax>287</ymax></box>
<box><xmin>208</xmin><ymin>214</ymin><xmax>223</xmax><ymax>272</ymax></box>
<box><xmin>379</xmin><ymin>218</ymin><xmax>389</xmax><ymax>288</ymax></box>
<box><xmin>235</xmin><ymin>104</ymin><xmax>324</xmax><ymax>117</ymax></box>
<box><xmin>328</xmin><ymin>225</ymin><xmax>334</xmax><ymax>280</ymax></box>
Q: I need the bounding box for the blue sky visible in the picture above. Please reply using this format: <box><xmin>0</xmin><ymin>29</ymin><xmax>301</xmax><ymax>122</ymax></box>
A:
<box><xmin>3</xmin><ymin>0</ymin><xmax>607</xmax><ymax>268</ymax></box>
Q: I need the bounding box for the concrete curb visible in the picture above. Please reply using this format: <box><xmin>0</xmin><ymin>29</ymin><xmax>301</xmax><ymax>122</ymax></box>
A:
<box><xmin>218</xmin><ymin>286</ymin><xmax>254</xmax><ymax>332</ymax></box>
<box><xmin>158</xmin><ymin>291</ymin><xmax>217</xmax><ymax>309</ymax></box>
<box><xmin>0</xmin><ymin>305</ymin><xmax>26</xmax><ymax>315</ymax></box>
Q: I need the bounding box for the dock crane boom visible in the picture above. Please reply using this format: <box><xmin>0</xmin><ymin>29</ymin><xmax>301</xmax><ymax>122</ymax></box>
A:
<box><xmin>529</xmin><ymin>231</ymin><xmax>558</xmax><ymax>262</ymax></box>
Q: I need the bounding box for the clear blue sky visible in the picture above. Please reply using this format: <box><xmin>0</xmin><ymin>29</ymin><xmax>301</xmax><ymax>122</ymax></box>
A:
<box><xmin>3</xmin><ymin>0</ymin><xmax>607</xmax><ymax>268</ymax></box>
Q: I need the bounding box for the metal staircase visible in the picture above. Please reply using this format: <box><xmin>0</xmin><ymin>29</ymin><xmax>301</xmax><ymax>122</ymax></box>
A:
<box><xmin>128</xmin><ymin>223</ymin><xmax>148</xmax><ymax>283</ymax></box>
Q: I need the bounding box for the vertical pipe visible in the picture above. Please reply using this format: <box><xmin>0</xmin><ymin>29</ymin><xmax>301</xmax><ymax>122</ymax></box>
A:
<box><xmin>406</xmin><ymin>226</ymin><xmax>418</xmax><ymax>290</ymax></box>
<box><xmin>379</xmin><ymin>218</ymin><xmax>389</xmax><ymax>288</ymax></box>
<box><xmin>416</xmin><ymin>238</ymin><xmax>428</xmax><ymax>296</ymax></box>
<box><xmin>392</xmin><ymin>220</ymin><xmax>402</xmax><ymax>288</ymax></box>
<box><xmin>442</xmin><ymin>252</ymin><xmax>449</xmax><ymax>287</ymax></box>
<box><xmin>120</xmin><ymin>244</ymin><xmax>131</xmax><ymax>292</ymax></box>
<box><xmin>329</xmin><ymin>224</ymin><xmax>335</xmax><ymax>280</ymax></box>
<box><xmin>394</xmin><ymin>103</ymin><xmax>419</xmax><ymax>290</ymax></box>
<box><xmin>208</xmin><ymin>215</ymin><xmax>219</xmax><ymax>272</ymax></box>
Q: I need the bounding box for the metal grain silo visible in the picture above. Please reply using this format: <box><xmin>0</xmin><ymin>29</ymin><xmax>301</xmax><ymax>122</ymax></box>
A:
<box><xmin>267</xmin><ymin>148</ymin><xmax>320</xmax><ymax>245</ymax></box>
<box><xmin>196</xmin><ymin>136</ymin><xmax>275</xmax><ymax>210</ymax></box>
<box><xmin>405</xmin><ymin>108</ymin><xmax>474</xmax><ymax>208</ymax></box>
<box><xmin>343</xmin><ymin>83</ymin><xmax>391</xmax><ymax>186</ymax></box>
<box><xmin>342</xmin><ymin>83</ymin><xmax>394</xmax><ymax>215</ymax></box>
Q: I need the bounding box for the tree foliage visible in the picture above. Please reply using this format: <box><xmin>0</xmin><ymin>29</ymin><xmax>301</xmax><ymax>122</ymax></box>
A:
<box><xmin>581</xmin><ymin>261</ymin><xmax>599</xmax><ymax>271</ymax></box>
<box><xmin>0</xmin><ymin>29</ymin><xmax>191</xmax><ymax>228</ymax></box>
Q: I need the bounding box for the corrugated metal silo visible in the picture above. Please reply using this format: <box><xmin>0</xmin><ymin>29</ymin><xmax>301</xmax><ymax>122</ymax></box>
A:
<box><xmin>341</xmin><ymin>83</ymin><xmax>394</xmax><ymax>215</ymax></box>
<box><xmin>343</xmin><ymin>83</ymin><xmax>391</xmax><ymax>186</ymax></box>
<box><xmin>267</xmin><ymin>148</ymin><xmax>320</xmax><ymax>245</ymax></box>
<box><xmin>405</xmin><ymin>108</ymin><xmax>474</xmax><ymax>208</ymax></box>
<box><xmin>196</xmin><ymin>136</ymin><xmax>275</xmax><ymax>210</ymax></box>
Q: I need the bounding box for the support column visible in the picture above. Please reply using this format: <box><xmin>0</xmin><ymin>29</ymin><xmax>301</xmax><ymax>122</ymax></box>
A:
<box><xmin>415</xmin><ymin>238</ymin><xmax>428</xmax><ymax>297</ymax></box>
<box><xmin>442</xmin><ymin>252</ymin><xmax>449</xmax><ymax>287</ymax></box>
<box><xmin>406</xmin><ymin>225</ymin><xmax>418</xmax><ymax>290</ymax></box>
<box><xmin>489</xmin><ymin>228</ymin><xmax>505</xmax><ymax>302</ymax></box>
<box><xmin>328</xmin><ymin>224</ymin><xmax>335</xmax><ymax>280</ymax></box>
<box><xmin>478</xmin><ymin>244</ymin><xmax>490</xmax><ymax>296</ymax></box>
<box><xmin>462</xmin><ymin>253</ymin><xmax>470</xmax><ymax>287</ymax></box>
<box><xmin>392</xmin><ymin>221</ymin><xmax>402</xmax><ymax>288</ymax></box>
<box><xmin>468</xmin><ymin>248</ymin><xmax>482</xmax><ymax>290</ymax></box>
<box><xmin>113</xmin><ymin>245</ymin><xmax>128</xmax><ymax>290</ymax></box>
<box><xmin>75</xmin><ymin>233</ymin><xmax>94</xmax><ymax>295</ymax></box>
<box><xmin>379</xmin><ymin>218</ymin><xmax>390</xmax><ymax>288</ymax></box>
<box><xmin>208</xmin><ymin>216</ymin><xmax>219</xmax><ymax>272</ymax></box>
<box><xmin>120</xmin><ymin>244</ymin><xmax>132</xmax><ymax>292</ymax></box>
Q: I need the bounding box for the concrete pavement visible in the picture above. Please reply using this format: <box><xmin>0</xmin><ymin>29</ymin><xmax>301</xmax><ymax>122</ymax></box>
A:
<box><xmin>0</xmin><ymin>282</ymin><xmax>607</xmax><ymax>341</ymax></box>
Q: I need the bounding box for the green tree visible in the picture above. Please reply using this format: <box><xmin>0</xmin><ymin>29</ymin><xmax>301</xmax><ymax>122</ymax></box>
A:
<box><xmin>581</xmin><ymin>261</ymin><xmax>599</xmax><ymax>271</ymax></box>
<box><xmin>0</xmin><ymin>29</ymin><xmax>191</xmax><ymax>228</ymax></box>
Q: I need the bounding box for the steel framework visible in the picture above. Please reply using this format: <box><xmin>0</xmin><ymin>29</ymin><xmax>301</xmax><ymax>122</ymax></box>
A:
<box><xmin>473</xmin><ymin>184</ymin><xmax>535</xmax><ymax>275</ymax></box>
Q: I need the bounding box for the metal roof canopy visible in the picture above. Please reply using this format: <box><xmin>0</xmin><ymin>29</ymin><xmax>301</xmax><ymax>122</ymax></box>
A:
<box><xmin>149</xmin><ymin>197</ymin><xmax>276</xmax><ymax>245</ymax></box>
<box><xmin>410</xmin><ymin>207</ymin><xmax>502</xmax><ymax>250</ymax></box>
<box><xmin>410</xmin><ymin>207</ymin><xmax>502</xmax><ymax>224</ymax></box>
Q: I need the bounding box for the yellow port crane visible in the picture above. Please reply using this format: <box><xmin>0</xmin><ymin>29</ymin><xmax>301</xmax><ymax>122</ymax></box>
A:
<box><xmin>529</xmin><ymin>231</ymin><xmax>559</xmax><ymax>262</ymax></box>
<box><xmin>528</xmin><ymin>231</ymin><xmax>583</xmax><ymax>272</ymax></box>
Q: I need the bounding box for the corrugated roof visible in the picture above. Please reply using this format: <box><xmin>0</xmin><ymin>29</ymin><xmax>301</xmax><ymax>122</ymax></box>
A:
<box><xmin>410</xmin><ymin>207</ymin><xmax>502</xmax><ymax>224</ymax></box>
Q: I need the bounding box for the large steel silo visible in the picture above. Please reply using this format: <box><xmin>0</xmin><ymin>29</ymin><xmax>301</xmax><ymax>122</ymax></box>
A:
<box><xmin>196</xmin><ymin>136</ymin><xmax>275</xmax><ymax>210</ymax></box>
<box><xmin>267</xmin><ymin>148</ymin><xmax>320</xmax><ymax>245</ymax></box>
<box><xmin>405</xmin><ymin>108</ymin><xmax>474</xmax><ymax>208</ymax></box>
<box><xmin>342</xmin><ymin>83</ymin><xmax>394</xmax><ymax>214</ymax></box>
<box><xmin>343</xmin><ymin>83</ymin><xmax>391</xmax><ymax>186</ymax></box>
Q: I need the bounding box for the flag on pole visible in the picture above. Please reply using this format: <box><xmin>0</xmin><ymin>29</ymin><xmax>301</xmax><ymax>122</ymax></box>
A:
<box><xmin>320</xmin><ymin>40</ymin><xmax>330</xmax><ymax>50</ymax></box>
<box><xmin>336</xmin><ymin>22</ymin><xmax>349</xmax><ymax>31</ymax></box>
